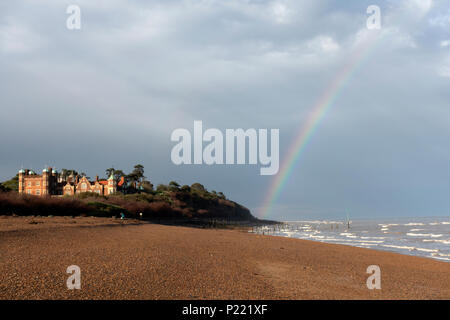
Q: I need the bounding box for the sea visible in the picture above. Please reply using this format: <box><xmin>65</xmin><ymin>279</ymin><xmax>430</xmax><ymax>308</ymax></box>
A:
<box><xmin>252</xmin><ymin>217</ymin><xmax>450</xmax><ymax>262</ymax></box>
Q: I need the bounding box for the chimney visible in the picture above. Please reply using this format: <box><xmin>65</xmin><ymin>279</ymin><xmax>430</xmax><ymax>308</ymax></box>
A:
<box><xmin>95</xmin><ymin>175</ymin><xmax>99</xmax><ymax>182</ymax></box>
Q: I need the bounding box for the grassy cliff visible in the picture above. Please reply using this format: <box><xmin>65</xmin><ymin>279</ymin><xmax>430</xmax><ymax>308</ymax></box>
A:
<box><xmin>0</xmin><ymin>183</ymin><xmax>256</xmax><ymax>222</ymax></box>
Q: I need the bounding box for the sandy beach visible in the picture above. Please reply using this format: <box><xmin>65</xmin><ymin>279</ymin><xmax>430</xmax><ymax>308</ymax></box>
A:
<box><xmin>0</xmin><ymin>216</ymin><xmax>449</xmax><ymax>300</ymax></box>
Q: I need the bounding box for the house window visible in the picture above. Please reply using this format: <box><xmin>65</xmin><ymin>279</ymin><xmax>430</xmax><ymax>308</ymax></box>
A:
<box><xmin>36</xmin><ymin>190</ymin><xmax>40</xmax><ymax>195</ymax></box>
<box><xmin>27</xmin><ymin>190</ymin><xmax>31</xmax><ymax>195</ymax></box>
<box><xmin>81</xmin><ymin>183</ymin><xmax>87</xmax><ymax>189</ymax></box>
<box><xmin>36</xmin><ymin>181</ymin><xmax>40</xmax><ymax>186</ymax></box>
<box><xmin>28</xmin><ymin>182</ymin><xmax>31</xmax><ymax>186</ymax></box>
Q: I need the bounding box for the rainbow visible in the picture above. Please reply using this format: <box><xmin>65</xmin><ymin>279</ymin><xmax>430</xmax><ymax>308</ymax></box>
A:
<box><xmin>259</xmin><ymin>30</ymin><xmax>382</xmax><ymax>218</ymax></box>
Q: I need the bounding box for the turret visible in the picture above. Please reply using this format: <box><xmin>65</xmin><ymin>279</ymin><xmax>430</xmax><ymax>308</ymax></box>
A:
<box><xmin>18</xmin><ymin>169</ymin><xmax>26</xmax><ymax>193</ymax></box>
<box><xmin>42</xmin><ymin>167</ymin><xmax>50</xmax><ymax>195</ymax></box>
<box><xmin>107</xmin><ymin>172</ymin><xmax>116</xmax><ymax>195</ymax></box>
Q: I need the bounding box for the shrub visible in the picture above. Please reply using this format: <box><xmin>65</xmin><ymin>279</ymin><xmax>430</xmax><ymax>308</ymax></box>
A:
<box><xmin>169</xmin><ymin>181</ymin><xmax>180</xmax><ymax>188</ymax></box>
<box><xmin>0</xmin><ymin>193</ymin><xmax>91</xmax><ymax>216</ymax></box>
<box><xmin>180</xmin><ymin>185</ymin><xmax>191</xmax><ymax>193</ymax></box>
<box><xmin>75</xmin><ymin>192</ymin><xmax>103</xmax><ymax>200</ymax></box>
<box><xmin>191</xmin><ymin>183</ymin><xmax>206</xmax><ymax>192</ymax></box>
<box><xmin>1</xmin><ymin>175</ymin><xmax>18</xmax><ymax>192</ymax></box>
<box><xmin>86</xmin><ymin>201</ymin><xmax>125</xmax><ymax>217</ymax></box>
<box><xmin>156</xmin><ymin>184</ymin><xmax>169</xmax><ymax>192</ymax></box>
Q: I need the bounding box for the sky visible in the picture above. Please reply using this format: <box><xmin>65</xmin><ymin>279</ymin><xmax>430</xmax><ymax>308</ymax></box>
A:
<box><xmin>1</xmin><ymin>0</ymin><xmax>450</xmax><ymax>220</ymax></box>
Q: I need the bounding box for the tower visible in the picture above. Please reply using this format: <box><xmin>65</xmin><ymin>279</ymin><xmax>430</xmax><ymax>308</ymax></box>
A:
<box><xmin>107</xmin><ymin>172</ymin><xmax>116</xmax><ymax>195</ymax></box>
<box><xmin>42</xmin><ymin>167</ymin><xmax>50</xmax><ymax>195</ymax></box>
<box><xmin>18</xmin><ymin>169</ymin><xmax>26</xmax><ymax>194</ymax></box>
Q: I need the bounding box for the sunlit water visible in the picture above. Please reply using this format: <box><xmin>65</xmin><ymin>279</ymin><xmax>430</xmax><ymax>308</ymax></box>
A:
<box><xmin>252</xmin><ymin>217</ymin><xmax>450</xmax><ymax>262</ymax></box>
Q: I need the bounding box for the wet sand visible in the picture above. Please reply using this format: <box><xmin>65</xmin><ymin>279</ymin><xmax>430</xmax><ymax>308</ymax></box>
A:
<box><xmin>0</xmin><ymin>216</ymin><xmax>449</xmax><ymax>299</ymax></box>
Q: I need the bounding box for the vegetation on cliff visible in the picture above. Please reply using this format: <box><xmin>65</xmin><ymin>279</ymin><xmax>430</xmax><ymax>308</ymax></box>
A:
<box><xmin>0</xmin><ymin>181</ymin><xmax>255</xmax><ymax>221</ymax></box>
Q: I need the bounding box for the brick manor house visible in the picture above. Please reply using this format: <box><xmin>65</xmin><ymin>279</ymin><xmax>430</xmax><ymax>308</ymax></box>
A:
<box><xmin>18</xmin><ymin>167</ymin><xmax>125</xmax><ymax>196</ymax></box>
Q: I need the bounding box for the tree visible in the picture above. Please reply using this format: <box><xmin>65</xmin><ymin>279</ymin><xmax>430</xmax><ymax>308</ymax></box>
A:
<box><xmin>62</xmin><ymin>169</ymin><xmax>78</xmax><ymax>178</ymax></box>
<box><xmin>1</xmin><ymin>174</ymin><xmax>19</xmax><ymax>192</ymax></box>
<box><xmin>191</xmin><ymin>183</ymin><xmax>206</xmax><ymax>192</ymax></box>
<box><xmin>169</xmin><ymin>181</ymin><xmax>180</xmax><ymax>188</ymax></box>
<box><xmin>61</xmin><ymin>169</ymin><xmax>68</xmax><ymax>180</ymax></box>
<box><xmin>105</xmin><ymin>168</ymin><xmax>115</xmax><ymax>178</ymax></box>
<box><xmin>169</xmin><ymin>181</ymin><xmax>180</xmax><ymax>192</ymax></box>
<box><xmin>156</xmin><ymin>184</ymin><xmax>169</xmax><ymax>192</ymax></box>
<box><xmin>126</xmin><ymin>164</ymin><xmax>146</xmax><ymax>192</ymax></box>
<box><xmin>126</xmin><ymin>172</ymin><xmax>139</xmax><ymax>186</ymax></box>
<box><xmin>67</xmin><ymin>169</ymin><xmax>78</xmax><ymax>176</ymax></box>
<box><xmin>131</xmin><ymin>164</ymin><xmax>145</xmax><ymax>184</ymax></box>
<box><xmin>180</xmin><ymin>185</ymin><xmax>191</xmax><ymax>193</ymax></box>
<box><xmin>141</xmin><ymin>180</ymin><xmax>154</xmax><ymax>193</ymax></box>
<box><xmin>114</xmin><ymin>169</ymin><xmax>125</xmax><ymax>182</ymax></box>
<box><xmin>80</xmin><ymin>172</ymin><xmax>91</xmax><ymax>180</ymax></box>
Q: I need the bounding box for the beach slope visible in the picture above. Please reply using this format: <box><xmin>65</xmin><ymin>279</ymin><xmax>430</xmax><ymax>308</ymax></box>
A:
<box><xmin>0</xmin><ymin>216</ymin><xmax>449</xmax><ymax>299</ymax></box>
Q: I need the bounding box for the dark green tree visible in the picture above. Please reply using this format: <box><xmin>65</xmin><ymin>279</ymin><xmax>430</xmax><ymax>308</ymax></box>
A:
<box><xmin>126</xmin><ymin>164</ymin><xmax>146</xmax><ymax>192</ymax></box>
<box><xmin>180</xmin><ymin>185</ymin><xmax>191</xmax><ymax>193</ymax></box>
<box><xmin>62</xmin><ymin>169</ymin><xmax>78</xmax><ymax>178</ymax></box>
<box><xmin>126</xmin><ymin>172</ymin><xmax>138</xmax><ymax>185</ymax></box>
<box><xmin>61</xmin><ymin>169</ymin><xmax>68</xmax><ymax>180</ymax></box>
<box><xmin>141</xmin><ymin>180</ymin><xmax>154</xmax><ymax>193</ymax></box>
<box><xmin>169</xmin><ymin>181</ymin><xmax>180</xmax><ymax>188</ymax></box>
<box><xmin>131</xmin><ymin>164</ymin><xmax>145</xmax><ymax>183</ymax></box>
<box><xmin>156</xmin><ymin>184</ymin><xmax>169</xmax><ymax>192</ymax></box>
<box><xmin>68</xmin><ymin>169</ymin><xmax>78</xmax><ymax>176</ymax></box>
<box><xmin>114</xmin><ymin>169</ymin><xmax>126</xmax><ymax>182</ymax></box>
<box><xmin>105</xmin><ymin>167</ymin><xmax>115</xmax><ymax>178</ymax></box>
<box><xmin>191</xmin><ymin>183</ymin><xmax>206</xmax><ymax>192</ymax></box>
<box><xmin>1</xmin><ymin>174</ymin><xmax>19</xmax><ymax>192</ymax></box>
<box><xmin>169</xmin><ymin>181</ymin><xmax>180</xmax><ymax>192</ymax></box>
